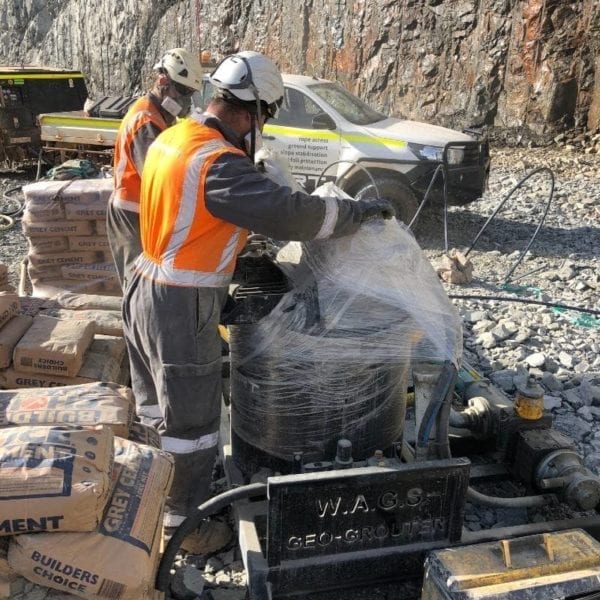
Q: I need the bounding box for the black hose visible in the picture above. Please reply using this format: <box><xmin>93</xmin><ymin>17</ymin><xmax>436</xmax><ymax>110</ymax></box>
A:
<box><xmin>463</xmin><ymin>167</ymin><xmax>555</xmax><ymax>285</ymax></box>
<box><xmin>448</xmin><ymin>293</ymin><xmax>600</xmax><ymax>317</ymax></box>
<box><xmin>156</xmin><ymin>482</ymin><xmax>267</xmax><ymax>592</ymax></box>
<box><xmin>416</xmin><ymin>361</ymin><xmax>455</xmax><ymax>448</ymax></box>
<box><xmin>408</xmin><ymin>164</ymin><xmax>443</xmax><ymax>230</ymax></box>
<box><xmin>466</xmin><ymin>486</ymin><xmax>553</xmax><ymax>508</ymax></box>
<box><xmin>434</xmin><ymin>366</ymin><xmax>455</xmax><ymax>459</ymax></box>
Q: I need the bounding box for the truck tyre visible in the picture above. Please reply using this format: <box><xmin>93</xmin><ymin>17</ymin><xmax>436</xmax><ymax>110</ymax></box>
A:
<box><xmin>354</xmin><ymin>177</ymin><xmax>419</xmax><ymax>225</ymax></box>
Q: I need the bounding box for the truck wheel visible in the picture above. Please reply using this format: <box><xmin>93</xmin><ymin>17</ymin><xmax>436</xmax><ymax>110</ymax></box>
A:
<box><xmin>354</xmin><ymin>177</ymin><xmax>419</xmax><ymax>225</ymax></box>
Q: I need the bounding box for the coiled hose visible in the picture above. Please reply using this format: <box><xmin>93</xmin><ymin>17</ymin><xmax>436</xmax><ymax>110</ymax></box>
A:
<box><xmin>156</xmin><ymin>482</ymin><xmax>267</xmax><ymax>592</ymax></box>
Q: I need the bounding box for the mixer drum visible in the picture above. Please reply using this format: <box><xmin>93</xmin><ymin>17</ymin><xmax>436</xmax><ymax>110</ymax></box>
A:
<box><xmin>229</xmin><ymin>321</ymin><xmax>408</xmax><ymax>476</ymax></box>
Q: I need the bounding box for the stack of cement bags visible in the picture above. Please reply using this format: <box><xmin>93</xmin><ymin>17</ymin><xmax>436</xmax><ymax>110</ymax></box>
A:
<box><xmin>0</xmin><ymin>294</ymin><xmax>129</xmax><ymax>390</ymax></box>
<box><xmin>0</xmin><ymin>383</ymin><xmax>173</xmax><ymax>599</ymax></box>
<box><xmin>0</xmin><ymin>265</ymin><xmax>15</xmax><ymax>293</ymax></box>
<box><xmin>22</xmin><ymin>179</ymin><xmax>120</xmax><ymax>298</ymax></box>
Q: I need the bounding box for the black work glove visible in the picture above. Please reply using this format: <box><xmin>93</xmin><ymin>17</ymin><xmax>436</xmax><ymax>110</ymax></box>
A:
<box><xmin>356</xmin><ymin>198</ymin><xmax>396</xmax><ymax>222</ymax></box>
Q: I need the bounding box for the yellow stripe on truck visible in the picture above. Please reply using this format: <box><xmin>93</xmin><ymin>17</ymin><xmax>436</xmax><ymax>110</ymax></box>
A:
<box><xmin>39</xmin><ymin>115</ymin><xmax>122</xmax><ymax>130</ymax></box>
<box><xmin>0</xmin><ymin>73</ymin><xmax>85</xmax><ymax>81</ymax></box>
<box><xmin>265</xmin><ymin>124</ymin><xmax>338</xmax><ymax>140</ymax></box>
<box><xmin>264</xmin><ymin>124</ymin><xmax>407</xmax><ymax>149</ymax></box>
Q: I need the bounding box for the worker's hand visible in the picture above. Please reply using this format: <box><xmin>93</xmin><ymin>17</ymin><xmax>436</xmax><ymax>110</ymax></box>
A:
<box><xmin>356</xmin><ymin>198</ymin><xmax>396</xmax><ymax>222</ymax></box>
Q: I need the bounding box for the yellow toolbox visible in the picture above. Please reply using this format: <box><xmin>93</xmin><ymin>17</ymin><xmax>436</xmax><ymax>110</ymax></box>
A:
<box><xmin>421</xmin><ymin>529</ymin><xmax>600</xmax><ymax>599</ymax></box>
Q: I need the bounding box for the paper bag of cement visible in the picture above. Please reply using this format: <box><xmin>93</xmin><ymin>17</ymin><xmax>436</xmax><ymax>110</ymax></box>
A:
<box><xmin>8</xmin><ymin>437</ymin><xmax>174</xmax><ymax>599</ymax></box>
<box><xmin>43</xmin><ymin>292</ymin><xmax>122</xmax><ymax>312</ymax></box>
<box><xmin>0</xmin><ymin>315</ymin><xmax>33</xmax><ymax>369</ymax></box>
<box><xmin>13</xmin><ymin>315</ymin><xmax>95</xmax><ymax>377</ymax></box>
<box><xmin>76</xmin><ymin>352</ymin><xmax>122</xmax><ymax>385</ymax></box>
<box><xmin>128</xmin><ymin>421</ymin><xmax>162</xmax><ymax>449</ymax></box>
<box><xmin>0</xmin><ymin>425</ymin><xmax>114</xmax><ymax>535</ymax></box>
<box><xmin>0</xmin><ymin>293</ymin><xmax>19</xmax><ymax>330</ymax></box>
<box><xmin>90</xmin><ymin>335</ymin><xmax>127</xmax><ymax>364</ymax></box>
<box><xmin>0</xmin><ymin>382</ymin><xmax>134</xmax><ymax>437</ymax></box>
<box><xmin>41</xmin><ymin>308</ymin><xmax>122</xmax><ymax>337</ymax></box>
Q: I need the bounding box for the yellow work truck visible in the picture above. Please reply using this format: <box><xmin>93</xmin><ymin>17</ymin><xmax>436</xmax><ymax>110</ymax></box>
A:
<box><xmin>0</xmin><ymin>67</ymin><xmax>88</xmax><ymax>167</ymax></box>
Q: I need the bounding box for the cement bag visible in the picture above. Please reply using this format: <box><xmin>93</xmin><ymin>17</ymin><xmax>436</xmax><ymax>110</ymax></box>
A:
<box><xmin>8</xmin><ymin>437</ymin><xmax>174</xmax><ymax>599</ymax></box>
<box><xmin>0</xmin><ymin>382</ymin><xmax>134</xmax><ymax>437</ymax></box>
<box><xmin>43</xmin><ymin>292</ymin><xmax>122</xmax><ymax>312</ymax></box>
<box><xmin>41</xmin><ymin>308</ymin><xmax>123</xmax><ymax>337</ymax></box>
<box><xmin>128</xmin><ymin>421</ymin><xmax>161</xmax><ymax>449</ymax></box>
<box><xmin>13</xmin><ymin>315</ymin><xmax>95</xmax><ymax>377</ymax></box>
<box><xmin>0</xmin><ymin>425</ymin><xmax>114</xmax><ymax>535</ymax></box>
<box><xmin>90</xmin><ymin>335</ymin><xmax>127</xmax><ymax>365</ymax></box>
<box><xmin>0</xmin><ymin>294</ymin><xmax>19</xmax><ymax>330</ymax></box>
<box><xmin>0</xmin><ymin>315</ymin><xmax>33</xmax><ymax>369</ymax></box>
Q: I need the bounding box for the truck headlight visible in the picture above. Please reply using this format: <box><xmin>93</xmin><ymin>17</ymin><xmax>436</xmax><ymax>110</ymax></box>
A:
<box><xmin>446</xmin><ymin>147</ymin><xmax>464</xmax><ymax>165</ymax></box>
<box><xmin>408</xmin><ymin>143</ymin><xmax>444</xmax><ymax>162</ymax></box>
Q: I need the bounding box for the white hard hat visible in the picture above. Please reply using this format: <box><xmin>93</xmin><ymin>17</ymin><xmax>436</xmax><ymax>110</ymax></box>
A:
<box><xmin>154</xmin><ymin>48</ymin><xmax>203</xmax><ymax>92</ymax></box>
<box><xmin>209</xmin><ymin>51</ymin><xmax>284</xmax><ymax>118</ymax></box>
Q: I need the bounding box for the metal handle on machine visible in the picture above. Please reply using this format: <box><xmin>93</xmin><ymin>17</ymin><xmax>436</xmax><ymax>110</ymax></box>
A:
<box><xmin>500</xmin><ymin>533</ymin><xmax>555</xmax><ymax>569</ymax></box>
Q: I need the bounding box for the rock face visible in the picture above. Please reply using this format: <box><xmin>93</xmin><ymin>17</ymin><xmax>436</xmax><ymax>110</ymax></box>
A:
<box><xmin>0</xmin><ymin>0</ymin><xmax>598</xmax><ymax>139</ymax></box>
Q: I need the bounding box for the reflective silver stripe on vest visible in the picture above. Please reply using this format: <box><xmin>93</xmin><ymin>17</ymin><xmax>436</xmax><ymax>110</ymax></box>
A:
<box><xmin>216</xmin><ymin>226</ymin><xmax>242</xmax><ymax>271</ymax></box>
<box><xmin>161</xmin><ymin>431</ymin><xmax>219</xmax><ymax>454</ymax></box>
<box><xmin>135</xmin><ymin>254</ymin><xmax>232</xmax><ymax>287</ymax></box>
<box><xmin>315</xmin><ymin>196</ymin><xmax>339</xmax><ymax>239</ymax></box>
<box><xmin>112</xmin><ymin>109</ymin><xmax>154</xmax><ymax>208</ymax></box>
<box><xmin>112</xmin><ymin>191</ymin><xmax>140</xmax><ymax>213</ymax></box>
<box><xmin>140</xmin><ymin>136</ymin><xmax>242</xmax><ymax>285</ymax></box>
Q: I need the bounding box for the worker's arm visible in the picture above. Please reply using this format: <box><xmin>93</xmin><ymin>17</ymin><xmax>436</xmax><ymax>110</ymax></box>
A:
<box><xmin>204</xmin><ymin>152</ymin><xmax>363</xmax><ymax>240</ymax></box>
<box><xmin>130</xmin><ymin>122</ymin><xmax>164</xmax><ymax>175</ymax></box>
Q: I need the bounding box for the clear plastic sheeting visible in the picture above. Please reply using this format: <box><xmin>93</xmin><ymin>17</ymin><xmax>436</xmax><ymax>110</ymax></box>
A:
<box><xmin>230</xmin><ymin>191</ymin><xmax>462</xmax><ymax>467</ymax></box>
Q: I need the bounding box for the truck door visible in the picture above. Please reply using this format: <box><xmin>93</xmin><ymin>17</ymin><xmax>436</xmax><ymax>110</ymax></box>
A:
<box><xmin>263</xmin><ymin>87</ymin><xmax>341</xmax><ymax>192</ymax></box>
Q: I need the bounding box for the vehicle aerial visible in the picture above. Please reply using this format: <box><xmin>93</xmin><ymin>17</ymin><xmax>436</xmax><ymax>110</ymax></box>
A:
<box><xmin>193</xmin><ymin>73</ymin><xmax>490</xmax><ymax>222</ymax></box>
<box><xmin>0</xmin><ymin>66</ymin><xmax>88</xmax><ymax>167</ymax></box>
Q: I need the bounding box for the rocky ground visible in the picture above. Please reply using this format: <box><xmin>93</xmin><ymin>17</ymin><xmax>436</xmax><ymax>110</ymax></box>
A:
<box><xmin>0</xmin><ymin>142</ymin><xmax>598</xmax><ymax>599</ymax></box>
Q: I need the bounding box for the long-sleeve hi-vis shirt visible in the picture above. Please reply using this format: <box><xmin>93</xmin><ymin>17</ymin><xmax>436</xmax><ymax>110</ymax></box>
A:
<box><xmin>111</xmin><ymin>94</ymin><xmax>174</xmax><ymax>213</ymax></box>
<box><xmin>135</xmin><ymin>111</ymin><xmax>363</xmax><ymax>287</ymax></box>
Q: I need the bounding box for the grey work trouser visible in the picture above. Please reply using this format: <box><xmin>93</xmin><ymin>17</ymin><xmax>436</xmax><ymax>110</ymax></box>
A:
<box><xmin>122</xmin><ymin>270</ymin><xmax>226</xmax><ymax>524</ymax></box>
<box><xmin>106</xmin><ymin>200</ymin><xmax>142</xmax><ymax>291</ymax></box>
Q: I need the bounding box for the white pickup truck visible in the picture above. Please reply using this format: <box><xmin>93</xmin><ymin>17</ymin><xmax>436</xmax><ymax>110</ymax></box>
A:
<box><xmin>194</xmin><ymin>74</ymin><xmax>490</xmax><ymax>222</ymax></box>
<box><xmin>37</xmin><ymin>73</ymin><xmax>489</xmax><ymax>223</ymax></box>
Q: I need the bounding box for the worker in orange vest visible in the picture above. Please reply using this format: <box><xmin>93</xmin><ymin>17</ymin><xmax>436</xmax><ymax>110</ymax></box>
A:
<box><xmin>122</xmin><ymin>51</ymin><xmax>394</xmax><ymax>549</ymax></box>
<box><xmin>107</xmin><ymin>48</ymin><xmax>203</xmax><ymax>289</ymax></box>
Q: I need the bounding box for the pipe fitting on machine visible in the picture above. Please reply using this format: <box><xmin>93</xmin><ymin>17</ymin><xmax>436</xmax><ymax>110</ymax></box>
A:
<box><xmin>449</xmin><ymin>396</ymin><xmax>493</xmax><ymax>436</ymax></box>
<box><xmin>535</xmin><ymin>450</ymin><xmax>600</xmax><ymax>511</ymax></box>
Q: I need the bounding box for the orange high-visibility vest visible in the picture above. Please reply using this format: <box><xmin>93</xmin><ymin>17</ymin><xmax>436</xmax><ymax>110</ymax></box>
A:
<box><xmin>135</xmin><ymin>116</ymin><xmax>248</xmax><ymax>287</ymax></box>
<box><xmin>112</xmin><ymin>96</ymin><xmax>168</xmax><ymax>213</ymax></box>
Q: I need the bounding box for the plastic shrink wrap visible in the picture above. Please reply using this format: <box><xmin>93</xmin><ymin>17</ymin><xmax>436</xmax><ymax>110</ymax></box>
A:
<box><xmin>230</xmin><ymin>183</ymin><xmax>462</xmax><ymax>472</ymax></box>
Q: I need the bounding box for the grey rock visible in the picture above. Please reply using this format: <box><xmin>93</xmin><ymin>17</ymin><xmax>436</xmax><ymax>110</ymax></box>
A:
<box><xmin>559</xmin><ymin>351</ymin><xmax>575</xmax><ymax>368</ymax></box>
<box><xmin>476</xmin><ymin>331</ymin><xmax>497</xmax><ymax>349</ymax></box>
<box><xmin>205</xmin><ymin>557</ymin><xmax>225</xmax><ymax>574</ymax></box>
<box><xmin>490</xmin><ymin>369</ymin><xmax>516</xmax><ymax>392</ymax></box>
<box><xmin>525</xmin><ymin>352</ymin><xmax>546</xmax><ymax>368</ymax></box>
<box><xmin>170</xmin><ymin>566</ymin><xmax>206</xmax><ymax>600</ymax></box>
<box><xmin>543</xmin><ymin>395</ymin><xmax>562</xmax><ymax>410</ymax></box>
<box><xmin>563</xmin><ymin>387</ymin><xmax>584</xmax><ymax>409</ymax></box>
<box><xmin>541</xmin><ymin>372</ymin><xmax>563</xmax><ymax>392</ymax></box>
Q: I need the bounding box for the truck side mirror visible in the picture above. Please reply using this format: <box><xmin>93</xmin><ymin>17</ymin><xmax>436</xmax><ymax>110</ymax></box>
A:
<box><xmin>312</xmin><ymin>112</ymin><xmax>336</xmax><ymax>130</ymax></box>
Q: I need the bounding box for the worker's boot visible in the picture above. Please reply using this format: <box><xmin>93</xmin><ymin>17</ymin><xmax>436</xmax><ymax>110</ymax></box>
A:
<box><xmin>164</xmin><ymin>518</ymin><xmax>232</xmax><ymax>556</ymax></box>
<box><xmin>180</xmin><ymin>518</ymin><xmax>233</xmax><ymax>555</ymax></box>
